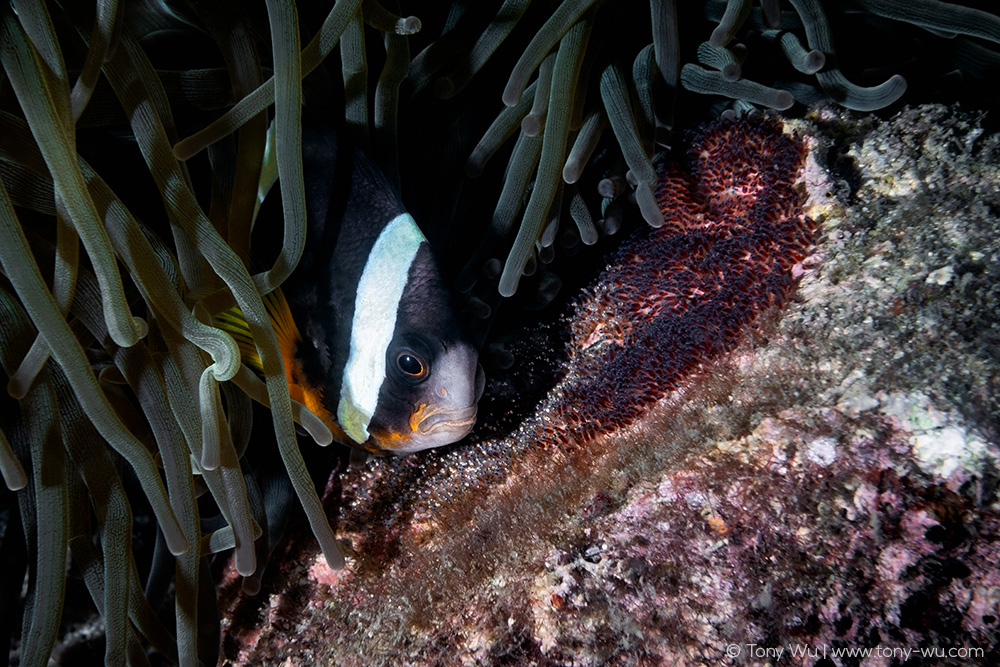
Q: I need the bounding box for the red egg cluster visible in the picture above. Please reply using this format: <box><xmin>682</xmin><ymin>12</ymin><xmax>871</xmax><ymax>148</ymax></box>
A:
<box><xmin>549</xmin><ymin>116</ymin><xmax>815</xmax><ymax>444</ymax></box>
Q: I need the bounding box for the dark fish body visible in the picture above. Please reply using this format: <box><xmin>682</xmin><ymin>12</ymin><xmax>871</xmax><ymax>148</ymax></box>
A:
<box><xmin>221</xmin><ymin>126</ymin><xmax>479</xmax><ymax>454</ymax></box>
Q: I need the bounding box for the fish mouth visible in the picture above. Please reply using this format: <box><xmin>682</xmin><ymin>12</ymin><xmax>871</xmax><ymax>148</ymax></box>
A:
<box><xmin>409</xmin><ymin>403</ymin><xmax>478</xmax><ymax>436</ymax></box>
<box><xmin>366</xmin><ymin>403</ymin><xmax>478</xmax><ymax>454</ymax></box>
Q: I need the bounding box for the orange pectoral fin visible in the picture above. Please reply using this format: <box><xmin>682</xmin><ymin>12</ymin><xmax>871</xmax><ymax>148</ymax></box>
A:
<box><xmin>218</xmin><ymin>287</ymin><xmax>344</xmax><ymax>442</ymax></box>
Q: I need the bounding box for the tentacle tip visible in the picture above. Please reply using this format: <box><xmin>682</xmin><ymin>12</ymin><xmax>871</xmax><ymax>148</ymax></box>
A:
<box><xmin>597</xmin><ymin>178</ymin><xmax>619</xmax><ymax>199</ymax></box>
<box><xmin>482</xmin><ymin>258</ymin><xmax>503</xmax><ymax>282</ymax></box>
<box><xmin>311</xmin><ymin>429</ymin><xmax>334</xmax><ymax>446</ymax></box>
<box><xmin>643</xmin><ymin>214</ymin><xmax>665</xmax><ymax>228</ymax></box>
<box><xmin>773</xmin><ymin>90</ymin><xmax>795</xmax><ymax>110</ymax></box>
<box><xmin>721</xmin><ymin>63</ymin><xmax>742</xmax><ymax>82</ymax></box>
<box><xmin>466</xmin><ymin>297</ymin><xmax>491</xmax><ymax>319</ymax></box>
<box><xmin>434</xmin><ymin>77</ymin><xmax>456</xmax><ymax>99</ymax></box>
<box><xmin>172</xmin><ymin>139</ymin><xmax>198</xmax><ymax>162</ymax></box>
<box><xmin>562</xmin><ymin>163</ymin><xmax>581</xmax><ymax>184</ymax></box>
<box><xmin>7</xmin><ymin>379</ymin><xmax>26</xmax><ymax>400</ymax></box>
<box><xmin>521</xmin><ymin>114</ymin><xmax>543</xmax><ymax>137</ymax></box>
<box><xmin>498</xmin><ymin>276</ymin><xmax>519</xmax><ymax>298</ymax></box>
<box><xmin>111</xmin><ymin>315</ymin><xmax>145</xmax><ymax>349</ymax></box>
<box><xmin>166</xmin><ymin>531</ymin><xmax>191</xmax><ymax>557</ymax></box>
<box><xmin>637</xmin><ymin>182</ymin><xmax>666</xmax><ymax>228</ymax></box>
<box><xmin>464</xmin><ymin>159</ymin><xmax>484</xmax><ymax>178</ymax></box>
<box><xmin>397</xmin><ymin>16</ymin><xmax>422</xmax><ymax>35</ymax></box>
<box><xmin>323</xmin><ymin>545</ymin><xmax>346</xmax><ymax>571</ymax></box>
<box><xmin>804</xmin><ymin>50</ymin><xmax>825</xmax><ymax>74</ymax></box>
<box><xmin>242</xmin><ymin>576</ymin><xmax>262</xmax><ymax>596</ymax></box>
<box><xmin>2</xmin><ymin>468</ymin><xmax>28</xmax><ymax>491</ymax></box>
<box><xmin>200</xmin><ymin>451</ymin><xmax>220</xmax><ymax>472</ymax></box>
<box><xmin>236</xmin><ymin>550</ymin><xmax>258</xmax><ymax>578</ymax></box>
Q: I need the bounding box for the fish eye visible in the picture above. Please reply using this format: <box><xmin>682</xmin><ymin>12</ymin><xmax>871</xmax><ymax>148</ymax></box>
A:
<box><xmin>395</xmin><ymin>352</ymin><xmax>426</xmax><ymax>378</ymax></box>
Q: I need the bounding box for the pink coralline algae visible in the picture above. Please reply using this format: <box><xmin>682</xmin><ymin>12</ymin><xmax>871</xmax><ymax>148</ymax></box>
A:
<box><xmin>528</xmin><ymin>408</ymin><xmax>1000</xmax><ymax>666</ymax></box>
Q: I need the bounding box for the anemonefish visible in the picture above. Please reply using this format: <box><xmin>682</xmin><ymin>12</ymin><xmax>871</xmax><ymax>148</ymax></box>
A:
<box><xmin>217</xmin><ymin>124</ymin><xmax>481</xmax><ymax>454</ymax></box>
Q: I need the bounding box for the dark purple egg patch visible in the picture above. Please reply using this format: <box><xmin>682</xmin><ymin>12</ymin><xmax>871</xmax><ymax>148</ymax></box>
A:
<box><xmin>544</xmin><ymin>115</ymin><xmax>816</xmax><ymax>446</ymax></box>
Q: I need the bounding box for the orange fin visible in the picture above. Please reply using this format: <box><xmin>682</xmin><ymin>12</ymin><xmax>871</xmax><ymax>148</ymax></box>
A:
<box><xmin>214</xmin><ymin>290</ymin><xmax>340</xmax><ymax>435</ymax></box>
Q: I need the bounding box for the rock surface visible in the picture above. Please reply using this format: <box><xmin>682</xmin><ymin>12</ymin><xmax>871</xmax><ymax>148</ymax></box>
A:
<box><xmin>218</xmin><ymin>104</ymin><xmax>1000</xmax><ymax>666</ymax></box>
